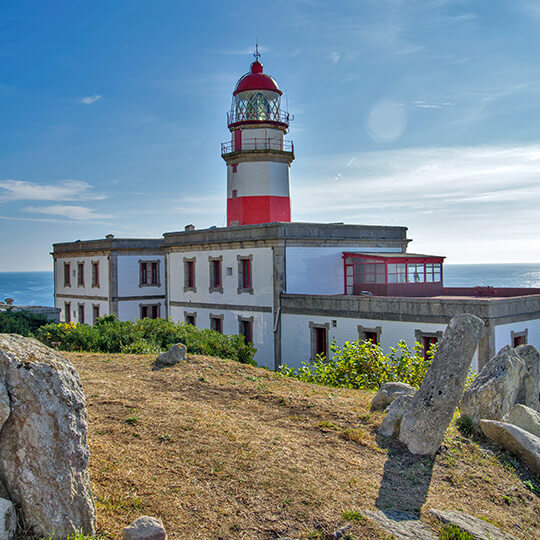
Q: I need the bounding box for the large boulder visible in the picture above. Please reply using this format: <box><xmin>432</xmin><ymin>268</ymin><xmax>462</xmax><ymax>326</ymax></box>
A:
<box><xmin>515</xmin><ymin>344</ymin><xmax>540</xmax><ymax>412</ymax></box>
<box><xmin>502</xmin><ymin>404</ymin><xmax>540</xmax><ymax>438</ymax></box>
<box><xmin>399</xmin><ymin>314</ymin><xmax>484</xmax><ymax>455</ymax></box>
<box><xmin>0</xmin><ymin>498</ymin><xmax>16</xmax><ymax>540</ymax></box>
<box><xmin>152</xmin><ymin>343</ymin><xmax>187</xmax><ymax>371</ymax></box>
<box><xmin>123</xmin><ymin>516</ymin><xmax>167</xmax><ymax>540</ymax></box>
<box><xmin>378</xmin><ymin>395</ymin><xmax>413</xmax><ymax>438</ymax></box>
<box><xmin>370</xmin><ymin>382</ymin><xmax>416</xmax><ymax>412</ymax></box>
<box><xmin>461</xmin><ymin>346</ymin><xmax>525</xmax><ymax>425</ymax></box>
<box><xmin>479</xmin><ymin>419</ymin><xmax>540</xmax><ymax>476</ymax></box>
<box><xmin>0</xmin><ymin>334</ymin><xmax>96</xmax><ymax>537</ymax></box>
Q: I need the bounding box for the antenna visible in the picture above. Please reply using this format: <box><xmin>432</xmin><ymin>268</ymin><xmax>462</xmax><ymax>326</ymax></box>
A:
<box><xmin>254</xmin><ymin>39</ymin><xmax>261</xmax><ymax>61</ymax></box>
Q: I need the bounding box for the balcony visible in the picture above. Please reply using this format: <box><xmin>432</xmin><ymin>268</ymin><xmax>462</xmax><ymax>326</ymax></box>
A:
<box><xmin>221</xmin><ymin>138</ymin><xmax>294</xmax><ymax>157</ymax></box>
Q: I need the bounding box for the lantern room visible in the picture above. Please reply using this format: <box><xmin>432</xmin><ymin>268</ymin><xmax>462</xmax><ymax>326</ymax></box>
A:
<box><xmin>343</xmin><ymin>253</ymin><xmax>445</xmax><ymax>297</ymax></box>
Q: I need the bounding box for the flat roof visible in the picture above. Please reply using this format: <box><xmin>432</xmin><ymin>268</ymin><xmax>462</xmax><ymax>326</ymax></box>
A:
<box><xmin>344</xmin><ymin>252</ymin><xmax>445</xmax><ymax>259</ymax></box>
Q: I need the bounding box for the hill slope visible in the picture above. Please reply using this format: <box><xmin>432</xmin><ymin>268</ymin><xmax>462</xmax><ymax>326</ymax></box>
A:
<box><xmin>69</xmin><ymin>352</ymin><xmax>539</xmax><ymax>539</ymax></box>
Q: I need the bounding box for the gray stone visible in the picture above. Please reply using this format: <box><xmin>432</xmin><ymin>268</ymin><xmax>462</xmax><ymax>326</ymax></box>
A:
<box><xmin>152</xmin><ymin>343</ymin><xmax>187</xmax><ymax>370</ymax></box>
<box><xmin>361</xmin><ymin>510</ymin><xmax>437</xmax><ymax>540</ymax></box>
<box><xmin>430</xmin><ymin>508</ymin><xmax>518</xmax><ymax>540</ymax></box>
<box><xmin>515</xmin><ymin>344</ymin><xmax>540</xmax><ymax>412</ymax></box>
<box><xmin>378</xmin><ymin>395</ymin><xmax>413</xmax><ymax>438</ymax></box>
<box><xmin>503</xmin><ymin>403</ymin><xmax>540</xmax><ymax>437</ymax></box>
<box><xmin>399</xmin><ymin>314</ymin><xmax>484</xmax><ymax>456</ymax></box>
<box><xmin>123</xmin><ymin>516</ymin><xmax>167</xmax><ymax>540</ymax></box>
<box><xmin>370</xmin><ymin>382</ymin><xmax>416</xmax><ymax>412</ymax></box>
<box><xmin>479</xmin><ymin>419</ymin><xmax>540</xmax><ymax>475</ymax></box>
<box><xmin>461</xmin><ymin>346</ymin><xmax>525</xmax><ymax>425</ymax></box>
<box><xmin>0</xmin><ymin>499</ymin><xmax>16</xmax><ymax>540</ymax></box>
<box><xmin>0</xmin><ymin>382</ymin><xmax>10</xmax><ymax>433</ymax></box>
<box><xmin>0</xmin><ymin>334</ymin><xmax>96</xmax><ymax>538</ymax></box>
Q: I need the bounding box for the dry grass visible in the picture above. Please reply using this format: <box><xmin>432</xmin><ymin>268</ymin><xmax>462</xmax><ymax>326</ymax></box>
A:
<box><xmin>69</xmin><ymin>352</ymin><xmax>540</xmax><ymax>539</ymax></box>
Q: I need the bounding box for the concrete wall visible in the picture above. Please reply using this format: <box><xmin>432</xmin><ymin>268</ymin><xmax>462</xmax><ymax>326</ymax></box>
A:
<box><xmin>494</xmin><ymin>318</ymin><xmax>540</xmax><ymax>353</ymax></box>
<box><xmin>227</xmin><ymin>161</ymin><xmax>290</xmax><ymax>198</ymax></box>
<box><xmin>54</xmin><ymin>255</ymin><xmax>110</xmax><ymax>298</ymax></box>
<box><xmin>55</xmin><ymin>297</ymin><xmax>109</xmax><ymax>324</ymax></box>
<box><xmin>117</xmin><ymin>255</ymin><xmax>165</xmax><ymax>297</ymax></box>
<box><xmin>285</xmin><ymin>246</ymin><xmax>401</xmax><ymax>295</ymax></box>
<box><xmin>117</xmin><ymin>299</ymin><xmax>166</xmax><ymax>322</ymax></box>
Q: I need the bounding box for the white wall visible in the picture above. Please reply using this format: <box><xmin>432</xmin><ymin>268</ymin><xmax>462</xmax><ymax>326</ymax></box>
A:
<box><xmin>54</xmin><ymin>255</ymin><xmax>110</xmax><ymax>298</ymax></box>
<box><xmin>227</xmin><ymin>161</ymin><xmax>290</xmax><ymax>198</ymax></box>
<box><xmin>285</xmin><ymin>246</ymin><xmax>402</xmax><ymax>295</ymax></box>
<box><xmin>117</xmin><ymin>255</ymin><xmax>165</xmax><ymax>297</ymax></box>
<box><xmin>54</xmin><ymin>297</ymin><xmax>109</xmax><ymax>324</ymax></box>
<box><xmin>494</xmin><ymin>319</ymin><xmax>540</xmax><ymax>353</ymax></box>
<box><xmin>168</xmin><ymin>305</ymin><xmax>274</xmax><ymax>368</ymax></box>
<box><xmin>117</xmin><ymin>299</ymin><xmax>165</xmax><ymax>322</ymax></box>
<box><xmin>168</xmin><ymin>247</ymin><xmax>274</xmax><ymax>307</ymax></box>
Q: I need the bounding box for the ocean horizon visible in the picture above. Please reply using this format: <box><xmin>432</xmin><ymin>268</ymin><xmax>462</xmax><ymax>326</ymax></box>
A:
<box><xmin>1</xmin><ymin>263</ymin><xmax>540</xmax><ymax>307</ymax></box>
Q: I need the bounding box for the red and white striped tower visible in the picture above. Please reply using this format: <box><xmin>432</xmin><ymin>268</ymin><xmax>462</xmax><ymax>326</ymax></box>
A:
<box><xmin>221</xmin><ymin>48</ymin><xmax>294</xmax><ymax>226</ymax></box>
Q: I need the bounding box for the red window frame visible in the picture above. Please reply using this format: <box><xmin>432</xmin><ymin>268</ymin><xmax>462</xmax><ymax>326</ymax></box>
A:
<box><xmin>241</xmin><ymin>258</ymin><xmax>251</xmax><ymax>289</ymax></box>
<box><xmin>92</xmin><ymin>262</ymin><xmax>99</xmax><ymax>287</ymax></box>
<box><xmin>423</xmin><ymin>336</ymin><xmax>438</xmax><ymax>358</ymax></box>
<box><xmin>78</xmin><ymin>304</ymin><xmax>85</xmax><ymax>324</ymax></box>
<box><xmin>77</xmin><ymin>262</ymin><xmax>84</xmax><ymax>287</ymax></box>
<box><xmin>64</xmin><ymin>263</ymin><xmax>71</xmax><ymax>287</ymax></box>
<box><xmin>315</xmin><ymin>327</ymin><xmax>328</xmax><ymax>358</ymax></box>
<box><xmin>141</xmin><ymin>263</ymin><xmax>148</xmax><ymax>285</ymax></box>
<box><xmin>211</xmin><ymin>316</ymin><xmax>223</xmax><ymax>333</ymax></box>
<box><xmin>151</xmin><ymin>262</ymin><xmax>158</xmax><ymax>285</ymax></box>
<box><xmin>240</xmin><ymin>319</ymin><xmax>252</xmax><ymax>344</ymax></box>
<box><xmin>364</xmin><ymin>331</ymin><xmax>378</xmax><ymax>344</ymax></box>
<box><xmin>212</xmin><ymin>260</ymin><xmax>221</xmax><ymax>288</ymax></box>
<box><xmin>151</xmin><ymin>305</ymin><xmax>158</xmax><ymax>319</ymax></box>
<box><xmin>140</xmin><ymin>305</ymin><xmax>148</xmax><ymax>319</ymax></box>
<box><xmin>186</xmin><ymin>261</ymin><xmax>194</xmax><ymax>288</ymax></box>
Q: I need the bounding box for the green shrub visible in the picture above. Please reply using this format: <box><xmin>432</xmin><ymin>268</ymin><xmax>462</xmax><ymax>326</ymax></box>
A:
<box><xmin>279</xmin><ymin>339</ymin><xmax>435</xmax><ymax>390</ymax></box>
<box><xmin>0</xmin><ymin>309</ymin><xmax>49</xmax><ymax>336</ymax></box>
<box><xmin>439</xmin><ymin>524</ymin><xmax>474</xmax><ymax>540</ymax></box>
<box><xmin>456</xmin><ymin>415</ymin><xmax>475</xmax><ymax>438</ymax></box>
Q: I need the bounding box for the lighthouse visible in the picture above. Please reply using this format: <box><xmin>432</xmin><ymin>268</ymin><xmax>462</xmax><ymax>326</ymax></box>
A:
<box><xmin>221</xmin><ymin>49</ymin><xmax>294</xmax><ymax>226</ymax></box>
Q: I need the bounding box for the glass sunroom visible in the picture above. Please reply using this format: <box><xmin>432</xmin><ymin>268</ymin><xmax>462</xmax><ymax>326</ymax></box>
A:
<box><xmin>343</xmin><ymin>252</ymin><xmax>445</xmax><ymax>297</ymax></box>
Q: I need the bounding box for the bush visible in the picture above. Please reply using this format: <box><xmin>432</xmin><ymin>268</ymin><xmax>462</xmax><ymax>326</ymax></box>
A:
<box><xmin>0</xmin><ymin>309</ymin><xmax>49</xmax><ymax>336</ymax></box>
<box><xmin>35</xmin><ymin>316</ymin><xmax>257</xmax><ymax>365</ymax></box>
<box><xmin>279</xmin><ymin>339</ymin><xmax>436</xmax><ymax>390</ymax></box>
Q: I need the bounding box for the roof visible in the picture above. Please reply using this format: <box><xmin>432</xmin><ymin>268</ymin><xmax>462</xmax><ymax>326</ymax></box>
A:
<box><xmin>233</xmin><ymin>61</ymin><xmax>282</xmax><ymax>96</ymax></box>
<box><xmin>344</xmin><ymin>252</ymin><xmax>445</xmax><ymax>260</ymax></box>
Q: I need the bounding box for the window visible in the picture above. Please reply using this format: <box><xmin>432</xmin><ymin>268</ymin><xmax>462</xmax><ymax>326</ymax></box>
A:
<box><xmin>309</xmin><ymin>322</ymin><xmax>329</xmax><ymax>360</ymax></box>
<box><xmin>238</xmin><ymin>316</ymin><xmax>253</xmax><ymax>344</ymax></box>
<box><xmin>140</xmin><ymin>304</ymin><xmax>160</xmax><ymax>319</ymax></box>
<box><xmin>183</xmin><ymin>258</ymin><xmax>196</xmax><ymax>292</ymax></box>
<box><xmin>139</xmin><ymin>260</ymin><xmax>160</xmax><ymax>287</ymax></box>
<box><xmin>425</xmin><ymin>263</ymin><xmax>442</xmax><ymax>283</ymax></box>
<box><xmin>355</xmin><ymin>262</ymin><xmax>385</xmax><ymax>284</ymax></box>
<box><xmin>237</xmin><ymin>255</ymin><xmax>253</xmax><ymax>294</ymax></box>
<box><xmin>511</xmin><ymin>329</ymin><xmax>528</xmax><ymax>348</ymax></box>
<box><xmin>64</xmin><ymin>302</ymin><xmax>71</xmax><ymax>323</ymax></box>
<box><xmin>63</xmin><ymin>262</ymin><xmax>71</xmax><ymax>287</ymax></box>
<box><xmin>78</xmin><ymin>303</ymin><xmax>85</xmax><ymax>324</ymax></box>
<box><xmin>77</xmin><ymin>262</ymin><xmax>85</xmax><ymax>287</ymax></box>
<box><xmin>91</xmin><ymin>261</ymin><xmax>100</xmax><ymax>288</ymax></box>
<box><xmin>209</xmin><ymin>256</ymin><xmax>223</xmax><ymax>293</ymax></box>
<box><xmin>387</xmin><ymin>263</ymin><xmax>406</xmax><ymax>284</ymax></box>
<box><xmin>184</xmin><ymin>312</ymin><xmax>196</xmax><ymax>326</ymax></box>
<box><xmin>210</xmin><ymin>314</ymin><xmax>223</xmax><ymax>333</ymax></box>
<box><xmin>92</xmin><ymin>305</ymin><xmax>100</xmax><ymax>325</ymax></box>
<box><xmin>232</xmin><ymin>165</ymin><xmax>238</xmax><ymax>174</ymax></box>
<box><xmin>232</xmin><ymin>189</ymin><xmax>238</xmax><ymax>198</ymax></box>
<box><xmin>358</xmin><ymin>325</ymin><xmax>382</xmax><ymax>345</ymax></box>
<box><xmin>415</xmin><ymin>330</ymin><xmax>443</xmax><ymax>358</ymax></box>
<box><xmin>407</xmin><ymin>263</ymin><xmax>425</xmax><ymax>283</ymax></box>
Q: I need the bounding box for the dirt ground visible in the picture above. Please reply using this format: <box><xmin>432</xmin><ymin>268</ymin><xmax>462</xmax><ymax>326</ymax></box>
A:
<box><xmin>69</xmin><ymin>352</ymin><xmax>540</xmax><ymax>539</ymax></box>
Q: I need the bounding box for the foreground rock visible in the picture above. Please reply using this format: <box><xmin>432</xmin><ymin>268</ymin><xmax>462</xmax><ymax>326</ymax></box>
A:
<box><xmin>370</xmin><ymin>382</ymin><xmax>416</xmax><ymax>412</ymax></box>
<box><xmin>430</xmin><ymin>509</ymin><xmax>517</xmax><ymax>540</ymax></box>
<box><xmin>515</xmin><ymin>344</ymin><xmax>540</xmax><ymax>412</ymax></box>
<box><xmin>479</xmin><ymin>419</ymin><xmax>540</xmax><ymax>476</ymax></box>
<box><xmin>0</xmin><ymin>498</ymin><xmax>16</xmax><ymax>540</ymax></box>
<box><xmin>503</xmin><ymin>404</ymin><xmax>540</xmax><ymax>437</ymax></box>
<box><xmin>461</xmin><ymin>346</ymin><xmax>525</xmax><ymax>425</ymax></box>
<box><xmin>0</xmin><ymin>334</ymin><xmax>96</xmax><ymax>537</ymax></box>
<box><xmin>123</xmin><ymin>516</ymin><xmax>167</xmax><ymax>540</ymax></box>
<box><xmin>361</xmin><ymin>510</ymin><xmax>437</xmax><ymax>540</ymax></box>
<box><xmin>152</xmin><ymin>343</ymin><xmax>187</xmax><ymax>370</ymax></box>
<box><xmin>378</xmin><ymin>395</ymin><xmax>413</xmax><ymax>438</ymax></box>
<box><xmin>399</xmin><ymin>314</ymin><xmax>484</xmax><ymax>455</ymax></box>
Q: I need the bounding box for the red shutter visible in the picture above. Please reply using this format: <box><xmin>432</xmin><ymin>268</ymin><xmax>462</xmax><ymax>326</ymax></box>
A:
<box><xmin>141</xmin><ymin>263</ymin><xmax>147</xmax><ymax>284</ymax></box>
<box><xmin>151</xmin><ymin>262</ymin><xmax>158</xmax><ymax>284</ymax></box>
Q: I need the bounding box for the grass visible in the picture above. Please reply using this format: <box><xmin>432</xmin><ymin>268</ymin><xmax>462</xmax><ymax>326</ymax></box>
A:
<box><xmin>68</xmin><ymin>352</ymin><xmax>540</xmax><ymax>539</ymax></box>
<box><xmin>439</xmin><ymin>524</ymin><xmax>475</xmax><ymax>540</ymax></box>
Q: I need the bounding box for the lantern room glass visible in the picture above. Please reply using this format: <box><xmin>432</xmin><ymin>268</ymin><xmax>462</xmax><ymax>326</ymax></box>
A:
<box><xmin>232</xmin><ymin>90</ymin><xmax>281</xmax><ymax>123</ymax></box>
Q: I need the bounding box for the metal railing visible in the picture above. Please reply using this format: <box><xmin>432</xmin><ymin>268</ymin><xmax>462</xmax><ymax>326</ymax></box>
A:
<box><xmin>227</xmin><ymin>110</ymin><xmax>291</xmax><ymax>126</ymax></box>
<box><xmin>221</xmin><ymin>138</ymin><xmax>294</xmax><ymax>155</ymax></box>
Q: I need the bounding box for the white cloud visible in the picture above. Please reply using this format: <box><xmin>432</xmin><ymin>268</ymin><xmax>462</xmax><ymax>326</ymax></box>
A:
<box><xmin>0</xmin><ymin>180</ymin><xmax>106</xmax><ymax>202</ymax></box>
<box><xmin>80</xmin><ymin>94</ymin><xmax>102</xmax><ymax>105</ymax></box>
<box><xmin>330</xmin><ymin>51</ymin><xmax>340</xmax><ymax>64</ymax></box>
<box><xmin>23</xmin><ymin>205</ymin><xmax>108</xmax><ymax>221</ymax></box>
<box><xmin>412</xmin><ymin>100</ymin><xmax>455</xmax><ymax>109</ymax></box>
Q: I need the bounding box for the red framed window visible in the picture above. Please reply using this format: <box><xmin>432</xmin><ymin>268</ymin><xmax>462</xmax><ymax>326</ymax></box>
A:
<box><xmin>91</xmin><ymin>262</ymin><xmax>99</xmax><ymax>287</ymax></box>
<box><xmin>210</xmin><ymin>316</ymin><xmax>223</xmax><ymax>333</ymax></box>
<box><xmin>186</xmin><ymin>261</ymin><xmax>194</xmax><ymax>288</ymax></box>
<box><xmin>364</xmin><ymin>331</ymin><xmax>378</xmax><ymax>344</ymax></box>
<box><xmin>185</xmin><ymin>314</ymin><xmax>195</xmax><ymax>326</ymax></box>
<box><xmin>77</xmin><ymin>262</ymin><xmax>84</xmax><ymax>287</ymax></box>
<box><xmin>232</xmin><ymin>189</ymin><xmax>238</xmax><ymax>199</ymax></box>
<box><xmin>78</xmin><ymin>304</ymin><xmax>85</xmax><ymax>324</ymax></box>
<box><xmin>212</xmin><ymin>260</ymin><xmax>221</xmax><ymax>288</ymax></box>
<box><xmin>314</xmin><ymin>327</ymin><xmax>328</xmax><ymax>358</ymax></box>
<box><xmin>92</xmin><ymin>305</ymin><xmax>100</xmax><ymax>324</ymax></box>
<box><xmin>239</xmin><ymin>319</ymin><xmax>252</xmax><ymax>344</ymax></box>
<box><xmin>151</xmin><ymin>305</ymin><xmax>159</xmax><ymax>319</ymax></box>
<box><xmin>423</xmin><ymin>336</ymin><xmax>438</xmax><ymax>358</ymax></box>
<box><xmin>151</xmin><ymin>262</ymin><xmax>158</xmax><ymax>285</ymax></box>
<box><xmin>140</xmin><ymin>261</ymin><xmax>160</xmax><ymax>286</ymax></box>
<box><xmin>64</xmin><ymin>263</ymin><xmax>71</xmax><ymax>287</ymax></box>
<box><xmin>140</xmin><ymin>305</ymin><xmax>148</xmax><ymax>319</ymax></box>
<box><xmin>141</xmin><ymin>263</ymin><xmax>147</xmax><ymax>285</ymax></box>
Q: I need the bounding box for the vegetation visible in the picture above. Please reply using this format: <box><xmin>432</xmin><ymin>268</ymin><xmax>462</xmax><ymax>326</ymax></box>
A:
<box><xmin>35</xmin><ymin>315</ymin><xmax>256</xmax><ymax>365</ymax></box>
<box><xmin>0</xmin><ymin>309</ymin><xmax>49</xmax><ymax>336</ymax></box>
<box><xmin>439</xmin><ymin>524</ymin><xmax>475</xmax><ymax>540</ymax></box>
<box><xmin>279</xmin><ymin>339</ymin><xmax>436</xmax><ymax>389</ymax></box>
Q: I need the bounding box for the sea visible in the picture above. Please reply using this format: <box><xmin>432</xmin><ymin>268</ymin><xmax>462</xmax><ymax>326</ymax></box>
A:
<box><xmin>1</xmin><ymin>264</ymin><xmax>540</xmax><ymax>307</ymax></box>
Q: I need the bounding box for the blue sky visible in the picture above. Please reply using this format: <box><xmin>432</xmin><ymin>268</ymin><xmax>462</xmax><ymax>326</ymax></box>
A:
<box><xmin>2</xmin><ymin>0</ymin><xmax>540</xmax><ymax>270</ymax></box>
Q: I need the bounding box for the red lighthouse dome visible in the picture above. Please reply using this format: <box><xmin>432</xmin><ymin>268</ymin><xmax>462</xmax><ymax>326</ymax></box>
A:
<box><xmin>233</xmin><ymin>61</ymin><xmax>283</xmax><ymax>96</ymax></box>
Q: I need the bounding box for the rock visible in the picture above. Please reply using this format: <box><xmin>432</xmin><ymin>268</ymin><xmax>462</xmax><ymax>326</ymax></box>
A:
<box><xmin>461</xmin><ymin>346</ymin><xmax>525</xmax><ymax>425</ymax></box>
<box><xmin>503</xmin><ymin>404</ymin><xmax>540</xmax><ymax>437</ymax></box>
<box><xmin>123</xmin><ymin>516</ymin><xmax>167</xmax><ymax>540</ymax></box>
<box><xmin>378</xmin><ymin>395</ymin><xmax>413</xmax><ymax>438</ymax></box>
<box><xmin>152</xmin><ymin>343</ymin><xmax>187</xmax><ymax>370</ymax></box>
<box><xmin>0</xmin><ymin>498</ymin><xmax>16</xmax><ymax>540</ymax></box>
<box><xmin>361</xmin><ymin>510</ymin><xmax>437</xmax><ymax>540</ymax></box>
<box><xmin>479</xmin><ymin>419</ymin><xmax>540</xmax><ymax>475</ymax></box>
<box><xmin>0</xmin><ymin>334</ymin><xmax>96</xmax><ymax>537</ymax></box>
<box><xmin>0</xmin><ymin>382</ymin><xmax>9</xmax><ymax>432</ymax></box>
<box><xmin>399</xmin><ymin>314</ymin><xmax>484</xmax><ymax>455</ymax></box>
<box><xmin>370</xmin><ymin>382</ymin><xmax>416</xmax><ymax>412</ymax></box>
<box><xmin>515</xmin><ymin>345</ymin><xmax>540</xmax><ymax>412</ymax></box>
<box><xmin>430</xmin><ymin>509</ymin><xmax>518</xmax><ymax>540</ymax></box>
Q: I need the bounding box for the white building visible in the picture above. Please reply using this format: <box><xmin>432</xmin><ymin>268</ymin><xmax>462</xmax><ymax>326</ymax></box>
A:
<box><xmin>53</xmin><ymin>54</ymin><xmax>540</xmax><ymax>372</ymax></box>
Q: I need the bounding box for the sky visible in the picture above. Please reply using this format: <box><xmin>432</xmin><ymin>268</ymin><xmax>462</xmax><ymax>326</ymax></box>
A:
<box><xmin>2</xmin><ymin>0</ymin><xmax>540</xmax><ymax>271</ymax></box>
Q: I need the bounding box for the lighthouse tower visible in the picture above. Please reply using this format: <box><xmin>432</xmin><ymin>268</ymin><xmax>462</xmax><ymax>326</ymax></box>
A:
<box><xmin>221</xmin><ymin>49</ymin><xmax>294</xmax><ymax>226</ymax></box>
